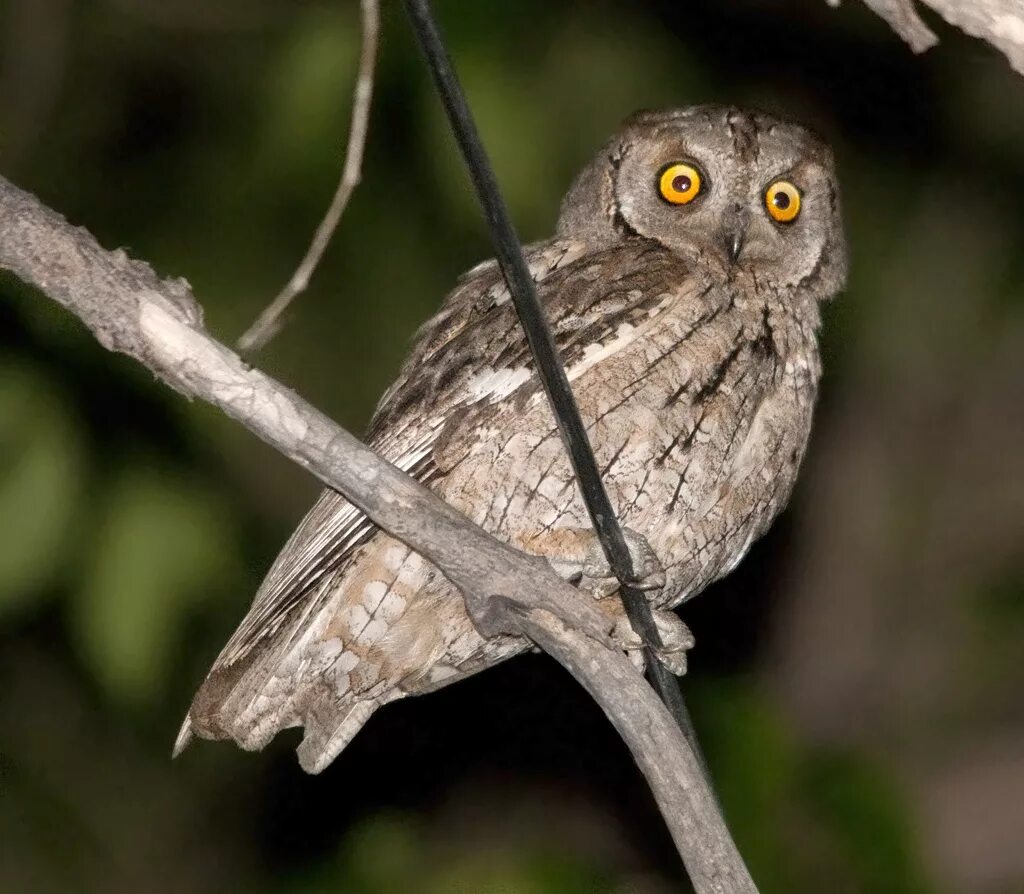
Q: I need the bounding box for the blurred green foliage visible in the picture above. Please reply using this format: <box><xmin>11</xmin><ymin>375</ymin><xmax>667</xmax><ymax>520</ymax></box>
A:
<box><xmin>2</xmin><ymin>1</ymin><xmax>1022</xmax><ymax>893</ymax></box>
<box><xmin>73</xmin><ymin>467</ymin><xmax>237</xmax><ymax>703</ymax></box>
<box><xmin>295</xmin><ymin>815</ymin><xmax>624</xmax><ymax>894</ymax></box>
<box><xmin>0</xmin><ymin>362</ymin><xmax>83</xmax><ymax>616</ymax></box>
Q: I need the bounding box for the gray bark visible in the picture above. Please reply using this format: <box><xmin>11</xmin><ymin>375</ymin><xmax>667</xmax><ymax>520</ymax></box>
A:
<box><xmin>0</xmin><ymin>174</ymin><xmax>758</xmax><ymax>894</ymax></box>
<box><xmin>857</xmin><ymin>0</ymin><xmax>1024</xmax><ymax>75</ymax></box>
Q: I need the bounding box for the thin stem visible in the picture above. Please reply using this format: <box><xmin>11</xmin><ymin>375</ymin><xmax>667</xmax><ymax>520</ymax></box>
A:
<box><xmin>237</xmin><ymin>0</ymin><xmax>380</xmax><ymax>353</ymax></box>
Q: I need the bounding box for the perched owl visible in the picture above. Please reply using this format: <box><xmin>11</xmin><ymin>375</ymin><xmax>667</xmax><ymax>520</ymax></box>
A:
<box><xmin>176</xmin><ymin>106</ymin><xmax>846</xmax><ymax>773</ymax></box>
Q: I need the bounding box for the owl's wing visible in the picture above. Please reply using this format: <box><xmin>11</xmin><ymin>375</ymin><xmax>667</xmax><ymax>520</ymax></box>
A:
<box><xmin>208</xmin><ymin>237</ymin><xmax>591</xmax><ymax>671</ymax></box>
<box><xmin>179</xmin><ymin>237</ymin><xmax>704</xmax><ymax>754</ymax></box>
<box><xmin>231</xmin><ymin>237</ymin><xmax>700</xmax><ymax>651</ymax></box>
<box><xmin>213</xmin><ymin>433</ymin><xmax>438</xmax><ymax>669</ymax></box>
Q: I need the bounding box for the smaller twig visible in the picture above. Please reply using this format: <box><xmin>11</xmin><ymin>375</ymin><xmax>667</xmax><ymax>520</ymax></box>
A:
<box><xmin>858</xmin><ymin>0</ymin><xmax>938</xmax><ymax>53</ymax></box>
<box><xmin>237</xmin><ymin>0</ymin><xmax>380</xmax><ymax>353</ymax></box>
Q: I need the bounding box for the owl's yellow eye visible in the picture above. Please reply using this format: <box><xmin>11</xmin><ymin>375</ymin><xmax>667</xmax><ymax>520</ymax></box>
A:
<box><xmin>765</xmin><ymin>180</ymin><xmax>801</xmax><ymax>223</ymax></box>
<box><xmin>659</xmin><ymin>163</ymin><xmax>703</xmax><ymax>205</ymax></box>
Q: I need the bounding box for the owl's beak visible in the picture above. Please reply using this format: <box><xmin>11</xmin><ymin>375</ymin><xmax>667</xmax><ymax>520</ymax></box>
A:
<box><xmin>721</xmin><ymin>204</ymin><xmax>749</xmax><ymax>266</ymax></box>
<box><xmin>727</xmin><ymin>230</ymin><xmax>745</xmax><ymax>264</ymax></box>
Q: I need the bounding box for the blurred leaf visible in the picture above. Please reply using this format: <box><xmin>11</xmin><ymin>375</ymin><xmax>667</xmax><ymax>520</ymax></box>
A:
<box><xmin>961</xmin><ymin>568</ymin><xmax>1024</xmax><ymax>693</ymax></box>
<box><xmin>693</xmin><ymin>681</ymin><xmax>938</xmax><ymax>893</ymax></box>
<box><xmin>259</xmin><ymin>6</ymin><xmax>359</xmax><ymax>185</ymax></box>
<box><xmin>72</xmin><ymin>467</ymin><xmax>236</xmax><ymax>705</ymax></box>
<box><xmin>0</xmin><ymin>361</ymin><xmax>83</xmax><ymax>618</ymax></box>
<box><xmin>691</xmin><ymin>679</ymin><xmax>799</xmax><ymax>892</ymax></box>
<box><xmin>800</xmin><ymin>750</ymin><xmax>934</xmax><ymax>894</ymax></box>
<box><xmin>426</xmin><ymin>851</ymin><xmax>613</xmax><ymax>894</ymax></box>
<box><xmin>422</xmin><ymin>54</ymin><xmax>562</xmax><ymax>231</ymax></box>
<box><xmin>337</xmin><ymin>814</ymin><xmax>422</xmax><ymax>893</ymax></box>
<box><xmin>971</xmin><ymin>569</ymin><xmax>1024</xmax><ymax>631</ymax></box>
<box><xmin>286</xmin><ymin>811</ymin><xmax>622</xmax><ymax>894</ymax></box>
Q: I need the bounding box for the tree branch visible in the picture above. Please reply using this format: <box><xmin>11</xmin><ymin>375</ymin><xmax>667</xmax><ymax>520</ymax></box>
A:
<box><xmin>854</xmin><ymin>0</ymin><xmax>1024</xmax><ymax>75</ymax></box>
<box><xmin>236</xmin><ymin>0</ymin><xmax>380</xmax><ymax>352</ymax></box>
<box><xmin>0</xmin><ymin>174</ymin><xmax>758</xmax><ymax>894</ymax></box>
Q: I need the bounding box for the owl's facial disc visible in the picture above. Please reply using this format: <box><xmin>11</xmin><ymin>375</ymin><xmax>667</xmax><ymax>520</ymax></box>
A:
<box><xmin>599</xmin><ymin>106</ymin><xmax>845</xmax><ymax>293</ymax></box>
<box><xmin>656</xmin><ymin>159</ymin><xmax>749</xmax><ymax>263</ymax></box>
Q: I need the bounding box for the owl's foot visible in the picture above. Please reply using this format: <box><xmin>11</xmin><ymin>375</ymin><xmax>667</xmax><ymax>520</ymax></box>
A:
<box><xmin>544</xmin><ymin>526</ymin><xmax>665</xmax><ymax>599</ymax></box>
<box><xmin>532</xmin><ymin>527</ymin><xmax>687</xmax><ymax>672</ymax></box>
<box><xmin>611</xmin><ymin>608</ymin><xmax>694</xmax><ymax>676</ymax></box>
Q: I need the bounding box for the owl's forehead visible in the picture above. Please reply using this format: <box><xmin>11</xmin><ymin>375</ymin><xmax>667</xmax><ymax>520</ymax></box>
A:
<box><xmin>625</xmin><ymin>106</ymin><xmax>824</xmax><ymax>173</ymax></box>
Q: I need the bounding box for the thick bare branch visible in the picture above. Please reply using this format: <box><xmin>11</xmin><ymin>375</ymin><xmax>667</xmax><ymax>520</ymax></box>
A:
<box><xmin>237</xmin><ymin>0</ymin><xmax>380</xmax><ymax>352</ymax></box>
<box><xmin>0</xmin><ymin>174</ymin><xmax>758</xmax><ymax>894</ymax></box>
<box><xmin>853</xmin><ymin>0</ymin><xmax>1024</xmax><ymax>75</ymax></box>
<box><xmin>923</xmin><ymin>0</ymin><xmax>1024</xmax><ymax>75</ymax></box>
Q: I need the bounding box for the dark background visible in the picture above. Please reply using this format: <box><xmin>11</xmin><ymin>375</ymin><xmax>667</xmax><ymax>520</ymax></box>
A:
<box><xmin>2</xmin><ymin>1</ymin><xmax>1022</xmax><ymax>892</ymax></box>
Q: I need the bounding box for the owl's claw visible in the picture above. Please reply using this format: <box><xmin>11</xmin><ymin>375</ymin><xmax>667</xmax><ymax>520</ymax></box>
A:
<box><xmin>545</xmin><ymin>526</ymin><xmax>690</xmax><ymax>674</ymax></box>
<box><xmin>546</xmin><ymin>526</ymin><xmax>665</xmax><ymax>599</ymax></box>
<box><xmin>614</xmin><ymin>609</ymin><xmax>694</xmax><ymax>676</ymax></box>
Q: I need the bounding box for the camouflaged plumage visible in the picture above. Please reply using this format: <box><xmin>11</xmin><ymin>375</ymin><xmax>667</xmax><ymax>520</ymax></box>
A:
<box><xmin>177</xmin><ymin>106</ymin><xmax>846</xmax><ymax>772</ymax></box>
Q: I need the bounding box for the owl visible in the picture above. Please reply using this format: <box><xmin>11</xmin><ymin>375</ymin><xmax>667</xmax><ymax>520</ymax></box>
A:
<box><xmin>175</xmin><ymin>106</ymin><xmax>846</xmax><ymax>773</ymax></box>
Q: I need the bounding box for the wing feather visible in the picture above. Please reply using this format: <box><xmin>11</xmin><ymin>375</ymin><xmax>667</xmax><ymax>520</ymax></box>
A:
<box><xmin>204</xmin><ymin>236</ymin><xmax>696</xmax><ymax>675</ymax></box>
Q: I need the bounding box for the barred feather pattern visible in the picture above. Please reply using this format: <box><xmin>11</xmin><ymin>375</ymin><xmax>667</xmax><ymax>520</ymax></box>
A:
<box><xmin>178</xmin><ymin>106</ymin><xmax>844</xmax><ymax>772</ymax></box>
<box><xmin>179</xmin><ymin>236</ymin><xmax>821</xmax><ymax>771</ymax></box>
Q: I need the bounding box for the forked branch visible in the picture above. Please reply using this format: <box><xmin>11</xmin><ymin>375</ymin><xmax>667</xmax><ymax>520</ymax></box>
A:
<box><xmin>0</xmin><ymin>174</ymin><xmax>757</xmax><ymax>894</ymax></box>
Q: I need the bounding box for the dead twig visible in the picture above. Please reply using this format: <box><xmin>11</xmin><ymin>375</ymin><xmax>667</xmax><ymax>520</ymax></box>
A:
<box><xmin>237</xmin><ymin>0</ymin><xmax>380</xmax><ymax>352</ymax></box>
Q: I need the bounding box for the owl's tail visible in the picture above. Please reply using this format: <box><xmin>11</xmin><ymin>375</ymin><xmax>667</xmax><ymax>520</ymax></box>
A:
<box><xmin>171</xmin><ymin>573</ymin><xmax>401</xmax><ymax>773</ymax></box>
<box><xmin>295</xmin><ymin>697</ymin><xmax>392</xmax><ymax>773</ymax></box>
<box><xmin>173</xmin><ymin>640</ymin><xmax>396</xmax><ymax>774</ymax></box>
<box><xmin>173</xmin><ymin>695</ymin><xmax>389</xmax><ymax>775</ymax></box>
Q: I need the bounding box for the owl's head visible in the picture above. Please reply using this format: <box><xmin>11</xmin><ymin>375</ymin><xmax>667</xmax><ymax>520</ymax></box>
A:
<box><xmin>557</xmin><ymin>106</ymin><xmax>847</xmax><ymax>296</ymax></box>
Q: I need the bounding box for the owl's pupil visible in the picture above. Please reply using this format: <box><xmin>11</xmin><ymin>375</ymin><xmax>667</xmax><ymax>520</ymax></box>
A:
<box><xmin>773</xmin><ymin>192</ymin><xmax>791</xmax><ymax>210</ymax></box>
<box><xmin>672</xmin><ymin>174</ymin><xmax>692</xmax><ymax>193</ymax></box>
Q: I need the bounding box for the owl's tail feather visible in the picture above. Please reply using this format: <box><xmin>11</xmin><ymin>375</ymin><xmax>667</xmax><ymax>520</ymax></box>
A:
<box><xmin>172</xmin><ymin>717</ymin><xmax>194</xmax><ymax>758</ymax></box>
<box><xmin>296</xmin><ymin>697</ymin><xmax>389</xmax><ymax>774</ymax></box>
<box><xmin>174</xmin><ymin>686</ymin><xmax>383</xmax><ymax>774</ymax></box>
<box><xmin>174</xmin><ymin>623</ymin><xmax>400</xmax><ymax>773</ymax></box>
<box><xmin>177</xmin><ymin>646</ymin><xmax>298</xmax><ymax>753</ymax></box>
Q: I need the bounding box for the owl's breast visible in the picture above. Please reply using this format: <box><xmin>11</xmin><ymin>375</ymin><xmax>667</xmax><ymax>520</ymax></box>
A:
<box><xmin>570</xmin><ymin>290</ymin><xmax>820</xmax><ymax>607</ymax></box>
<box><xmin>435</xmin><ymin>272</ymin><xmax>820</xmax><ymax>609</ymax></box>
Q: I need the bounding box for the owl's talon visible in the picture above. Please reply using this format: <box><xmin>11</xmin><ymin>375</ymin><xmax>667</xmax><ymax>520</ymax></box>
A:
<box><xmin>613</xmin><ymin>610</ymin><xmax>694</xmax><ymax>677</ymax></box>
<box><xmin>609</xmin><ymin>527</ymin><xmax>666</xmax><ymax>592</ymax></box>
<box><xmin>546</xmin><ymin>526</ymin><xmax>664</xmax><ymax>599</ymax></box>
